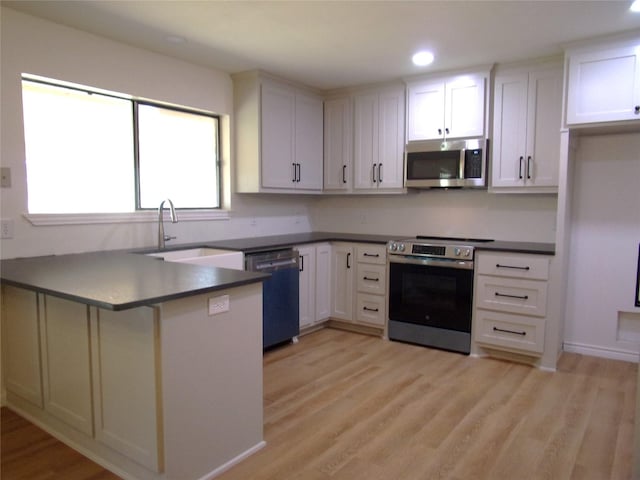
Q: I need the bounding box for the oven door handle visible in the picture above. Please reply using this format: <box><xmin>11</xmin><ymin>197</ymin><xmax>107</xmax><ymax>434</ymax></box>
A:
<box><xmin>388</xmin><ymin>255</ymin><xmax>474</xmax><ymax>270</ymax></box>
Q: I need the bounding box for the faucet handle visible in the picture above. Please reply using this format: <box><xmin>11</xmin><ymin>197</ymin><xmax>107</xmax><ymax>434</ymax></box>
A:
<box><xmin>164</xmin><ymin>235</ymin><xmax>177</xmax><ymax>242</ymax></box>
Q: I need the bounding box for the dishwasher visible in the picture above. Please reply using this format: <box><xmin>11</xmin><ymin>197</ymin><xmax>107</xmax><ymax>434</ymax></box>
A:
<box><xmin>245</xmin><ymin>249</ymin><xmax>300</xmax><ymax>349</ymax></box>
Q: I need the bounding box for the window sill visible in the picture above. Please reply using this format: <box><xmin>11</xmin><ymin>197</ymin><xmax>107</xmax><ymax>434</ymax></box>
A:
<box><xmin>24</xmin><ymin>210</ymin><xmax>230</xmax><ymax>226</ymax></box>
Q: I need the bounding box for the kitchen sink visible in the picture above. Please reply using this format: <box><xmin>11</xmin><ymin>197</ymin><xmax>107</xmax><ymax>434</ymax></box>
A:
<box><xmin>146</xmin><ymin>248</ymin><xmax>244</xmax><ymax>270</ymax></box>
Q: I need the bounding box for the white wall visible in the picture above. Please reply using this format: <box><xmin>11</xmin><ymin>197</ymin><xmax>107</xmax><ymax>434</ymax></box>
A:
<box><xmin>0</xmin><ymin>7</ymin><xmax>314</xmax><ymax>259</ymax></box>
<box><xmin>564</xmin><ymin>132</ymin><xmax>640</xmax><ymax>361</ymax></box>
<box><xmin>310</xmin><ymin>190</ymin><xmax>558</xmax><ymax>242</ymax></box>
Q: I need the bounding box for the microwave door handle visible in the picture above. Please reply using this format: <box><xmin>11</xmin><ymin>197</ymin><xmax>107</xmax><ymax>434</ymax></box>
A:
<box><xmin>459</xmin><ymin>149</ymin><xmax>466</xmax><ymax>180</ymax></box>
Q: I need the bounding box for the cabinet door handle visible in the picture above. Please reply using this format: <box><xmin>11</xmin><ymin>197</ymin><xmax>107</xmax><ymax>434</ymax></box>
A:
<box><xmin>292</xmin><ymin>163</ymin><xmax>297</xmax><ymax>182</ymax></box>
<box><xmin>372</xmin><ymin>163</ymin><xmax>378</xmax><ymax>183</ymax></box>
<box><xmin>363</xmin><ymin>306</ymin><xmax>379</xmax><ymax>312</ymax></box>
<box><xmin>378</xmin><ymin>163</ymin><xmax>383</xmax><ymax>183</ymax></box>
<box><xmin>527</xmin><ymin>156</ymin><xmax>532</xmax><ymax>180</ymax></box>
<box><xmin>496</xmin><ymin>263</ymin><xmax>530</xmax><ymax>271</ymax></box>
<box><xmin>495</xmin><ymin>292</ymin><xmax>529</xmax><ymax>300</ymax></box>
<box><xmin>635</xmin><ymin>105</ymin><xmax>640</xmax><ymax>114</ymax></box>
<box><xmin>342</xmin><ymin>165</ymin><xmax>347</xmax><ymax>184</ymax></box>
<box><xmin>445</xmin><ymin>127</ymin><xmax>450</xmax><ymax>135</ymax></box>
<box><xmin>493</xmin><ymin>326</ymin><xmax>526</xmax><ymax>336</ymax></box>
<box><xmin>346</xmin><ymin>252</ymin><xmax>351</xmax><ymax>269</ymax></box>
<box><xmin>438</xmin><ymin>128</ymin><xmax>442</xmax><ymax>136</ymax></box>
<box><xmin>299</xmin><ymin>256</ymin><xmax>304</xmax><ymax>272</ymax></box>
<box><xmin>518</xmin><ymin>156</ymin><xmax>524</xmax><ymax>179</ymax></box>
<box><xmin>363</xmin><ymin>276</ymin><xmax>379</xmax><ymax>282</ymax></box>
<box><xmin>363</xmin><ymin>253</ymin><xmax>380</xmax><ymax>258</ymax></box>
<box><xmin>297</xmin><ymin>163</ymin><xmax>301</xmax><ymax>182</ymax></box>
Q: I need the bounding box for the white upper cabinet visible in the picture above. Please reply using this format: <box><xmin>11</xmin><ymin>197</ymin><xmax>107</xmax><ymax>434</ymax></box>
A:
<box><xmin>353</xmin><ymin>85</ymin><xmax>405</xmax><ymax>191</ymax></box>
<box><xmin>233</xmin><ymin>71</ymin><xmax>323</xmax><ymax>193</ymax></box>
<box><xmin>565</xmin><ymin>36</ymin><xmax>640</xmax><ymax>126</ymax></box>
<box><xmin>407</xmin><ymin>72</ymin><xmax>487</xmax><ymax>141</ymax></box>
<box><xmin>324</xmin><ymin>96</ymin><xmax>353</xmax><ymax>191</ymax></box>
<box><xmin>491</xmin><ymin>61</ymin><xmax>563</xmax><ymax>192</ymax></box>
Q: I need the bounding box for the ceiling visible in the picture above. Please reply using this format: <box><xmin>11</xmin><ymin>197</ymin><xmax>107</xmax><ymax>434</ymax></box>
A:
<box><xmin>4</xmin><ymin>0</ymin><xmax>640</xmax><ymax>90</ymax></box>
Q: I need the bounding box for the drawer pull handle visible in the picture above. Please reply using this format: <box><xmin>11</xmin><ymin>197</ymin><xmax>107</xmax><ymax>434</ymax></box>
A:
<box><xmin>363</xmin><ymin>276</ymin><xmax>380</xmax><ymax>282</ymax></box>
<box><xmin>495</xmin><ymin>292</ymin><xmax>529</xmax><ymax>300</ymax></box>
<box><xmin>363</xmin><ymin>307</ymin><xmax>379</xmax><ymax>312</ymax></box>
<box><xmin>496</xmin><ymin>263</ymin><xmax>530</xmax><ymax>271</ymax></box>
<box><xmin>363</xmin><ymin>253</ymin><xmax>380</xmax><ymax>257</ymax></box>
<box><xmin>493</xmin><ymin>326</ymin><xmax>526</xmax><ymax>336</ymax></box>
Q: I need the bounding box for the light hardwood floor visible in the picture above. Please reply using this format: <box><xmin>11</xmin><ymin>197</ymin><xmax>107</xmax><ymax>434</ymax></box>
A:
<box><xmin>2</xmin><ymin>328</ymin><xmax>637</xmax><ymax>479</ymax></box>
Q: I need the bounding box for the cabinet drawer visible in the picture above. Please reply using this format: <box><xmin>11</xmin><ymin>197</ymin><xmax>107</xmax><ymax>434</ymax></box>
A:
<box><xmin>356</xmin><ymin>245</ymin><xmax>386</xmax><ymax>264</ymax></box>
<box><xmin>356</xmin><ymin>264</ymin><xmax>386</xmax><ymax>294</ymax></box>
<box><xmin>475</xmin><ymin>275</ymin><xmax>547</xmax><ymax>317</ymax></box>
<box><xmin>476</xmin><ymin>252</ymin><xmax>549</xmax><ymax>280</ymax></box>
<box><xmin>474</xmin><ymin>310</ymin><xmax>545</xmax><ymax>355</ymax></box>
<box><xmin>356</xmin><ymin>293</ymin><xmax>386</xmax><ymax>327</ymax></box>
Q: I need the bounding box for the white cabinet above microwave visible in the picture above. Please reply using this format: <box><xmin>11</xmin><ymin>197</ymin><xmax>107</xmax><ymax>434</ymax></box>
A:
<box><xmin>405</xmin><ymin>68</ymin><xmax>491</xmax><ymax>142</ymax></box>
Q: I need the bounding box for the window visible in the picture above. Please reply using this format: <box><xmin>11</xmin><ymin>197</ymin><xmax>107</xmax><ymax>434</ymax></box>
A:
<box><xmin>21</xmin><ymin>77</ymin><xmax>221</xmax><ymax>215</ymax></box>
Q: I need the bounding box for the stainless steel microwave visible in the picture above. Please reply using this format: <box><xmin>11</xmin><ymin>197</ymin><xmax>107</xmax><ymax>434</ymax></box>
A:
<box><xmin>405</xmin><ymin>138</ymin><xmax>487</xmax><ymax>188</ymax></box>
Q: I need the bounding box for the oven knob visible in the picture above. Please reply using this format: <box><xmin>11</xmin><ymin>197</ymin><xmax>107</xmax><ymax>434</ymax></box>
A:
<box><xmin>398</xmin><ymin>243</ymin><xmax>406</xmax><ymax>252</ymax></box>
<box><xmin>389</xmin><ymin>242</ymin><xmax>397</xmax><ymax>252</ymax></box>
<box><xmin>454</xmin><ymin>248</ymin><xmax>461</xmax><ymax>256</ymax></box>
<box><xmin>463</xmin><ymin>249</ymin><xmax>471</xmax><ymax>257</ymax></box>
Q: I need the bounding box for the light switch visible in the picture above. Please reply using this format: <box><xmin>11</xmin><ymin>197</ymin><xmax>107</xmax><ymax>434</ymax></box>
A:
<box><xmin>0</xmin><ymin>167</ymin><xmax>11</xmax><ymax>188</ymax></box>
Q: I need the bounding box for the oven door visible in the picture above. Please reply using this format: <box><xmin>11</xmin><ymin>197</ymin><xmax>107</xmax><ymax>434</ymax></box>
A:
<box><xmin>388</xmin><ymin>257</ymin><xmax>473</xmax><ymax>332</ymax></box>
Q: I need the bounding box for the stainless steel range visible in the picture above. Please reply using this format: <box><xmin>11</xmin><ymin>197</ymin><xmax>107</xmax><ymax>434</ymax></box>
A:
<box><xmin>387</xmin><ymin>236</ymin><xmax>493</xmax><ymax>354</ymax></box>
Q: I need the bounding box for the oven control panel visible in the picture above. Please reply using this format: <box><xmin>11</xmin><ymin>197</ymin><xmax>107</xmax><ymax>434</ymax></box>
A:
<box><xmin>388</xmin><ymin>240</ymin><xmax>473</xmax><ymax>260</ymax></box>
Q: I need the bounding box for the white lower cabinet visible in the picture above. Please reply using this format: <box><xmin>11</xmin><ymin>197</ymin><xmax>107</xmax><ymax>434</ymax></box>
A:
<box><xmin>296</xmin><ymin>243</ymin><xmax>331</xmax><ymax>329</ymax></box>
<box><xmin>330</xmin><ymin>243</ymin><xmax>355</xmax><ymax>321</ymax></box>
<box><xmin>41</xmin><ymin>295</ymin><xmax>93</xmax><ymax>436</ymax></box>
<box><xmin>329</xmin><ymin>242</ymin><xmax>387</xmax><ymax>329</ymax></box>
<box><xmin>473</xmin><ymin>251</ymin><xmax>550</xmax><ymax>356</ymax></box>
<box><xmin>91</xmin><ymin>307</ymin><xmax>162</xmax><ymax>472</ymax></box>
<box><xmin>1</xmin><ymin>285</ymin><xmax>43</xmax><ymax>407</ymax></box>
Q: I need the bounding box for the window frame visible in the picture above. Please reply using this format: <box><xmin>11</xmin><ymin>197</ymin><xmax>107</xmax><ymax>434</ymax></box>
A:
<box><xmin>21</xmin><ymin>76</ymin><xmax>224</xmax><ymax>223</ymax></box>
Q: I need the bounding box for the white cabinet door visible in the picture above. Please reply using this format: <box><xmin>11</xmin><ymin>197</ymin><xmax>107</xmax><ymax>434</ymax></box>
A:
<box><xmin>295</xmin><ymin>91</ymin><xmax>323</xmax><ymax>190</ymax></box>
<box><xmin>525</xmin><ymin>67</ymin><xmax>562</xmax><ymax>187</ymax></box>
<box><xmin>41</xmin><ymin>295</ymin><xmax>93</xmax><ymax>436</ymax></box>
<box><xmin>446</xmin><ymin>75</ymin><xmax>485</xmax><ymax>138</ymax></box>
<box><xmin>378</xmin><ymin>88</ymin><xmax>405</xmax><ymax>189</ymax></box>
<box><xmin>324</xmin><ymin>96</ymin><xmax>352</xmax><ymax>190</ymax></box>
<box><xmin>491</xmin><ymin>72</ymin><xmax>529</xmax><ymax>187</ymax></box>
<box><xmin>2</xmin><ymin>285</ymin><xmax>43</xmax><ymax>407</ymax></box>
<box><xmin>261</xmin><ymin>81</ymin><xmax>296</xmax><ymax>189</ymax></box>
<box><xmin>491</xmin><ymin>63</ymin><xmax>562</xmax><ymax>190</ymax></box>
<box><xmin>566</xmin><ymin>43</ymin><xmax>640</xmax><ymax>125</ymax></box>
<box><xmin>91</xmin><ymin>306</ymin><xmax>162</xmax><ymax>472</ymax></box>
<box><xmin>296</xmin><ymin>245</ymin><xmax>316</xmax><ymax>329</ymax></box>
<box><xmin>407</xmin><ymin>81</ymin><xmax>445</xmax><ymax>141</ymax></box>
<box><xmin>331</xmin><ymin>244</ymin><xmax>354</xmax><ymax>321</ymax></box>
<box><xmin>353</xmin><ymin>91</ymin><xmax>378</xmax><ymax>190</ymax></box>
<box><xmin>315</xmin><ymin>243</ymin><xmax>332</xmax><ymax>321</ymax></box>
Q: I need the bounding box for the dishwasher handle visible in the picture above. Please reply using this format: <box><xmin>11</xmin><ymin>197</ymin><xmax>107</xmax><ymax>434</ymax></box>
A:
<box><xmin>255</xmin><ymin>257</ymin><xmax>298</xmax><ymax>271</ymax></box>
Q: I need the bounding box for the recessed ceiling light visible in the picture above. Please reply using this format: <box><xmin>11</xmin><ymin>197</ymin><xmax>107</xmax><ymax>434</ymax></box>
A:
<box><xmin>631</xmin><ymin>0</ymin><xmax>640</xmax><ymax>12</ymax></box>
<box><xmin>412</xmin><ymin>51</ymin><xmax>435</xmax><ymax>67</ymax></box>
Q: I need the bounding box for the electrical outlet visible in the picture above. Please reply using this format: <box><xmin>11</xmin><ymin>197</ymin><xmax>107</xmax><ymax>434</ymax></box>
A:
<box><xmin>208</xmin><ymin>295</ymin><xmax>230</xmax><ymax>315</ymax></box>
<box><xmin>1</xmin><ymin>219</ymin><xmax>14</xmax><ymax>239</ymax></box>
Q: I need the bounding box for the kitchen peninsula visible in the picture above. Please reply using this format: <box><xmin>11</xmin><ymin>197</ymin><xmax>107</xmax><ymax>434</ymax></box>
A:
<box><xmin>0</xmin><ymin>251</ymin><xmax>268</xmax><ymax>480</ymax></box>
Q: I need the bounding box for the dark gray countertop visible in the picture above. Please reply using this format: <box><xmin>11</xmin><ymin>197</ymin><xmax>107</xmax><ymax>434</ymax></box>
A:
<box><xmin>0</xmin><ymin>232</ymin><xmax>554</xmax><ymax>311</ymax></box>
<box><xmin>134</xmin><ymin>231</ymin><xmax>555</xmax><ymax>256</ymax></box>
<box><xmin>0</xmin><ymin>251</ymin><xmax>268</xmax><ymax>311</ymax></box>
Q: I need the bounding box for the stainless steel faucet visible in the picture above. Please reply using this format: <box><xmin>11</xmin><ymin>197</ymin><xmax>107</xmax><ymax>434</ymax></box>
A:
<box><xmin>158</xmin><ymin>198</ymin><xmax>178</xmax><ymax>249</ymax></box>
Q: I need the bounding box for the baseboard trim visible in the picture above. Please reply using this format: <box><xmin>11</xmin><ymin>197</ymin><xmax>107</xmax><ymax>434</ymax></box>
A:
<box><xmin>563</xmin><ymin>342</ymin><xmax>639</xmax><ymax>363</ymax></box>
<box><xmin>203</xmin><ymin>440</ymin><xmax>266</xmax><ymax>480</ymax></box>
